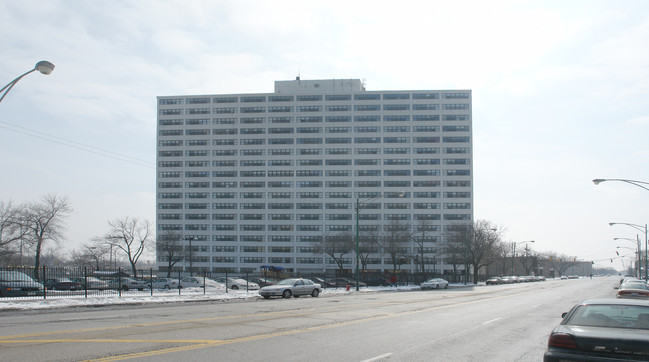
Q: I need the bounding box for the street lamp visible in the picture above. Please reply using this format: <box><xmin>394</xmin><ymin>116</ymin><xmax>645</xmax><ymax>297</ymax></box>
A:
<box><xmin>593</xmin><ymin>179</ymin><xmax>649</xmax><ymax>192</ymax></box>
<box><xmin>355</xmin><ymin>191</ymin><xmax>406</xmax><ymax>291</ymax></box>
<box><xmin>0</xmin><ymin>61</ymin><xmax>55</xmax><ymax>103</ymax></box>
<box><xmin>512</xmin><ymin>240</ymin><xmax>535</xmax><ymax>275</ymax></box>
<box><xmin>614</xmin><ymin>237</ymin><xmax>642</xmax><ymax>278</ymax></box>
<box><xmin>610</xmin><ymin>223</ymin><xmax>648</xmax><ymax>280</ymax></box>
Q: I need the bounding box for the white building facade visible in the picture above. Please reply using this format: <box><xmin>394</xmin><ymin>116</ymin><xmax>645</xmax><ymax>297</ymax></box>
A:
<box><xmin>156</xmin><ymin>79</ymin><xmax>473</xmax><ymax>275</ymax></box>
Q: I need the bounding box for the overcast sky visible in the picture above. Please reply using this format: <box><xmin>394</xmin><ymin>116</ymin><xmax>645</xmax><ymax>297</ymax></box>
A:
<box><xmin>1</xmin><ymin>0</ymin><xmax>648</xmax><ymax>271</ymax></box>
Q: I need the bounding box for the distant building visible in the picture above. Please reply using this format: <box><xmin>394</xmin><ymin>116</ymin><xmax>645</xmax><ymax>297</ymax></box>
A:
<box><xmin>156</xmin><ymin>78</ymin><xmax>473</xmax><ymax>275</ymax></box>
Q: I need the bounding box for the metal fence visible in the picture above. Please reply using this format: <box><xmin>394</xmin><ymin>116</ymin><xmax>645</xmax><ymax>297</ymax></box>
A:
<box><xmin>1</xmin><ymin>266</ymin><xmax>456</xmax><ymax>300</ymax></box>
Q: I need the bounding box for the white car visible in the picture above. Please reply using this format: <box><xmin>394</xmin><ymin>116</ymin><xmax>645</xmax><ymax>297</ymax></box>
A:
<box><xmin>259</xmin><ymin>278</ymin><xmax>321</xmax><ymax>299</ymax></box>
<box><xmin>180</xmin><ymin>277</ymin><xmax>223</xmax><ymax>289</ymax></box>
<box><xmin>420</xmin><ymin>278</ymin><xmax>449</xmax><ymax>290</ymax></box>
<box><xmin>107</xmin><ymin>277</ymin><xmax>148</xmax><ymax>291</ymax></box>
<box><xmin>213</xmin><ymin>277</ymin><xmax>259</xmax><ymax>290</ymax></box>
<box><xmin>151</xmin><ymin>278</ymin><xmax>180</xmax><ymax>289</ymax></box>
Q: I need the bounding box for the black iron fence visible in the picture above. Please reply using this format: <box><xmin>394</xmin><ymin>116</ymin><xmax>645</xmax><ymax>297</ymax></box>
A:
<box><xmin>1</xmin><ymin>266</ymin><xmax>456</xmax><ymax>300</ymax></box>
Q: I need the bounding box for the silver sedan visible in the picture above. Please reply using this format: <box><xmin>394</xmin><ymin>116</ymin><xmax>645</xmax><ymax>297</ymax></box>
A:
<box><xmin>259</xmin><ymin>278</ymin><xmax>321</xmax><ymax>299</ymax></box>
<box><xmin>420</xmin><ymin>278</ymin><xmax>449</xmax><ymax>290</ymax></box>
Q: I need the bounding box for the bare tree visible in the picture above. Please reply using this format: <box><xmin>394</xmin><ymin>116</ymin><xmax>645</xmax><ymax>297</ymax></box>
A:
<box><xmin>80</xmin><ymin>240</ymin><xmax>110</xmax><ymax>270</ymax></box>
<box><xmin>102</xmin><ymin>217</ymin><xmax>152</xmax><ymax>278</ymax></box>
<box><xmin>413</xmin><ymin>218</ymin><xmax>436</xmax><ymax>274</ymax></box>
<box><xmin>157</xmin><ymin>230</ymin><xmax>185</xmax><ymax>277</ymax></box>
<box><xmin>446</xmin><ymin>220</ymin><xmax>501</xmax><ymax>284</ymax></box>
<box><xmin>314</xmin><ymin>232</ymin><xmax>353</xmax><ymax>274</ymax></box>
<box><xmin>358</xmin><ymin>229</ymin><xmax>381</xmax><ymax>270</ymax></box>
<box><xmin>382</xmin><ymin>219</ymin><xmax>411</xmax><ymax>272</ymax></box>
<box><xmin>0</xmin><ymin>200</ymin><xmax>27</xmax><ymax>263</ymax></box>
<box><xmin>519</xmin><ymin>245</ymin><xmax>537</xmax><ymax>275</ymax></box>
<box><xmin>22</xmin><ymin>194</ymin><xmax>72</xmax><ymax>278</ymax></box>
<box><xmin>444</xmin><ymin>224</ymin><xmax>471</xmax><ymax>282</ymax></box>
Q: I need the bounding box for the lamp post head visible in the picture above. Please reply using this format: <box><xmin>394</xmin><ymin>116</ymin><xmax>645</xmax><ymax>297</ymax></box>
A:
<box><xmin>35</xmin><ymin>61</ymin><xmax>55</xmax><ymax>75</ymax></box>
<box><xmin>593</xmin><ymin>179</ymin><xmax>606</xmax><ymax>185</ymax></box>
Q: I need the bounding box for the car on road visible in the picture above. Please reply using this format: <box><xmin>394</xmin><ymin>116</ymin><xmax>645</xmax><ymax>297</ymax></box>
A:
<box><xmin>485</xmin><ymin>277</ymin><xmax>503</xmax><ymax>285</ymax></box>
<box><xmin>151</xmin><ymin>278</ymin><xmax>181</xmax><ymax>289</ymax></box>
<box><xmin>107</xmin><ymin>277</ymin><xmax>148</xmax><ymax>291</ymax></box>
<box><xmin>213</xmin><ymin>277</ymin><xmax>259</xmax><ymax>290</ymax></box>
<box><xmin>259</xmin><ymin>278</ymin><xmax>321</xmax><ymax>299</ymax></box>
<box><xmin>544</xmin><ymin>299</ymin><xmax>649</xmax><ymax>361</ymax></box>
<box><xmin>617</xmin><ymin>282</ymin><xmax>649</xmax><ymax>299</ymax></box>
<box><xmin>0</xmin><ymin>271</ymin><xmax>44</xmax><ymax>297</ymax></box>
<box><xmin>420</xmin><ymin>278</ymin><xmax>449</xmax><ymax>290</ymax></box>
<box><xmin>44</xmin><ymin>278</ymin><xmax>82</xmax><ymax>290</ymax></box>
<box><xmin>73</xmin><ymin>277</ymin><xmax>109</xmax><ymax>290</ymax></box>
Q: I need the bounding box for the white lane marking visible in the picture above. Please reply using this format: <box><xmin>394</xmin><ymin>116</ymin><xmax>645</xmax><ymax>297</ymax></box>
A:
<box><xmin>482</xmin><ymin>317</ymin><xmax>502</xmax><ymax>325</ymax></box>
<box><xmin>361</xmin><ymin>353</ymin><xmax>394</xmax><ymax>362</ymax></box>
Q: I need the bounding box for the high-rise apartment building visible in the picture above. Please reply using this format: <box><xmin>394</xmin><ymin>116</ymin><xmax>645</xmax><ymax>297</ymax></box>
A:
<box><xmin>156</xmin><ymin>78</ymin><xmax>472</xmax><ymax>276</ymax></box>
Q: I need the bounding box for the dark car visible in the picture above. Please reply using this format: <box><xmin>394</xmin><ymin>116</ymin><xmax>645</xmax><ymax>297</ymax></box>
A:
<box><xmin>363</xmin><ymin>276</ymin><xmax>390</xmax><ymax>287</ymax></box>
<box><xmin>0</xmin><ymin>271</ymin><xmax>44</xmax><ymax>297</ymax></box>
<box><xmin>44</xmin><ymin>278</ymin><xmax>82</xmax><ymax>290</ymax></box>
<box><xmin>331</xmin><ymin>278</ymin><xmax>366</xmax><ymax>288</ymax></box>
<box><xmin>249</xmin><ymin>277</ymin><xmax>278</xmax><ymax>288</ymax></box>
<box><xmin>486</xmin><ymin>277</ymin><xmax>503</xmax><ymax>285</ymax></box>
<box><xmin>312</xmin><ymin>277</ymin><xmax>336</xmax><ymax>288</ymax></box>
<box><xmin>544</xmin><ymin>299</ymin><xmax>649</xmax><ymax>361</ymax></box>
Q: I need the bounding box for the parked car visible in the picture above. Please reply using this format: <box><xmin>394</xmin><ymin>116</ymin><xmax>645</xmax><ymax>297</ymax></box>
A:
<box><xmin>0</xmin><ymin>271</ymin><xmax>44</xmax><ymax>297</ymax></box>
<box><xmin>363</xmin><ymin>276</ymin><xmax>390</xmax><ymax>287</ymax></box>
<box><xmin>248</xmin><ymin>277</ymin><xmax>277</xmax><ymax>288</ymax></box>
<box><xmin>180</xmin><ymin>277</ymin><xmax>223</xmax><ymax>289</ymax></box>
<box><xmin>420</xmin><ymin>278</ymin><xmax>449</xmax><ymax>290</ymax></box>
<box><xmin>616</xmin><ymin>282</ymin><xmax>649</xmax><ymax>299</ymax></box>
<box><xmin>73</xmin><ymin>277</ymin><xmax>109</xmax><ymax>290</ymax></box>
<box><xmin>331</xmin><ymin>278</ymin><xmax>366</xmax><ymax>288</ymax></box>
<box><xmin>213</xmin><ymin>277</ymin><xmax>259</xmax><ymax>290</ymax></box>
<box><xmin>151</xmin><ymin>278</ymin><xmax>181</xmax><ymax>289</ymax></box>
<box><xmin>107</xmin><ymin>277</ymin><xmax>148</xmax><ymax>291</ymax></box>
<box><xmin>259</xmin><ymin>278</ymin><xmax>321</xmax><ymax>299</ymax></box>
<box><xmin>544</xmin><ymin>299</ymin><xmax>649</xmax><ymax>361</ymax></box>
<box><xmin>312</xmin><ymin>277</ymin><xmax>336</xmax><ymax>288</ymax></box>
<box><xmin>485</xmin><ymin>277</ymin><xmax>503</xmax><ymax>285</ymax></box>
<box><xmin>44</xmin><ymin>278</ymin><xmax>82</xmax><ymax>290</ymax></box>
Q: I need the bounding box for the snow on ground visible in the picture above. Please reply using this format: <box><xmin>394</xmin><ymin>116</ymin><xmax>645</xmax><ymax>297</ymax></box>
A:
<box><xmin>1</xmin><ymin>284</ymin><xmax>462</xmax><ymax>311</ymax></box>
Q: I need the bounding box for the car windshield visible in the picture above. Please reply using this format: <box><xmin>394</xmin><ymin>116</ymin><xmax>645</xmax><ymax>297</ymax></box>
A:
<box><xmin>567</xmin><ymin>304</ymin><xmax>649</xmax><ymax>329</ymax></box>
<box><xmin>277</xmin><ymin>279</ymin><xmax>298</xmax><ymax>285</ymax></box>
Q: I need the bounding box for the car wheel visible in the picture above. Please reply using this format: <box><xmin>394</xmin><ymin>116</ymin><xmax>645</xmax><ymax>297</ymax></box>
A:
<box><xmin>164</xmin><ymin>285</ymin><xmax>170</xmax><ymax>290</ymax></box>
<box><xmin>311</xmin><ymin>289</ymin><xmax>319</xmax><ymax>297</ymax></box>
<box><xmin>444</xmin><ymin>284</ymin><xmax>448</xmax><ymax>289</ymax></box>
<box><xmin>122</xmin><ymin>286</ymin><xmax>129</xmax><ymax>291</ymax></box>
<box><xmin>231</xmin><ymin>285</ymin><xmax>239</xmax><ymax>290</ymax></box>
<box><xmin>435</xmin><ymin>284</ymin><xmax>440</xmax><ymax>289</ymax></box>
<box><xmin>263</xmin><ymin>295</ymin><xmax>271</xmax><ymax>299</ymax></box>
<box><xmin>282</xmin><ymin>289</ymin><xmax>292</xmax><ymax>298</ymax></box>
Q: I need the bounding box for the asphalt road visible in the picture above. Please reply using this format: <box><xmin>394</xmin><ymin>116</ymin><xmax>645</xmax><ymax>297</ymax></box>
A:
<box><xmin>0</xmin><ymin>276</ymin><xmax>619</xmax><ymax>361</ymax></box>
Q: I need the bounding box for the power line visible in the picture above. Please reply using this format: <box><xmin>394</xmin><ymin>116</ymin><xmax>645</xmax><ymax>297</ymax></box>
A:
<box><xmin>0</xmin><ymin>120</ymin><xmax>155</xmax><ymax>169</ymax></box>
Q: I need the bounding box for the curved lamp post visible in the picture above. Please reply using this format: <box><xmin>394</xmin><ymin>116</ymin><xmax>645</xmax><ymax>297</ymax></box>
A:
<box><xmin>512</xmin><ymin>240</ymin><xmax>534</xmax><ymax>275</ymax></box>
<box><xmin>610</xmin><ymin>223</ymin><xmax>647</xmax><ymax>280</ymax></box>
<box><xmin>0</xmin><ymin>61</ymin><xmax>55</xmax><ymax>103</ymax></box>
<box><xmin>614</xmin><ymin>237</ymin><xmax>641</xmax><ymax>277</ymax></box>
<box><xmin>592</xmin><ymin>178</ymin><xmax>649</xmax><ymax>192</ymax></box>
<box><xmin>355</xmin><ymin>191</ymin><xmax>406</xmax><ymax>291</ymax></box>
